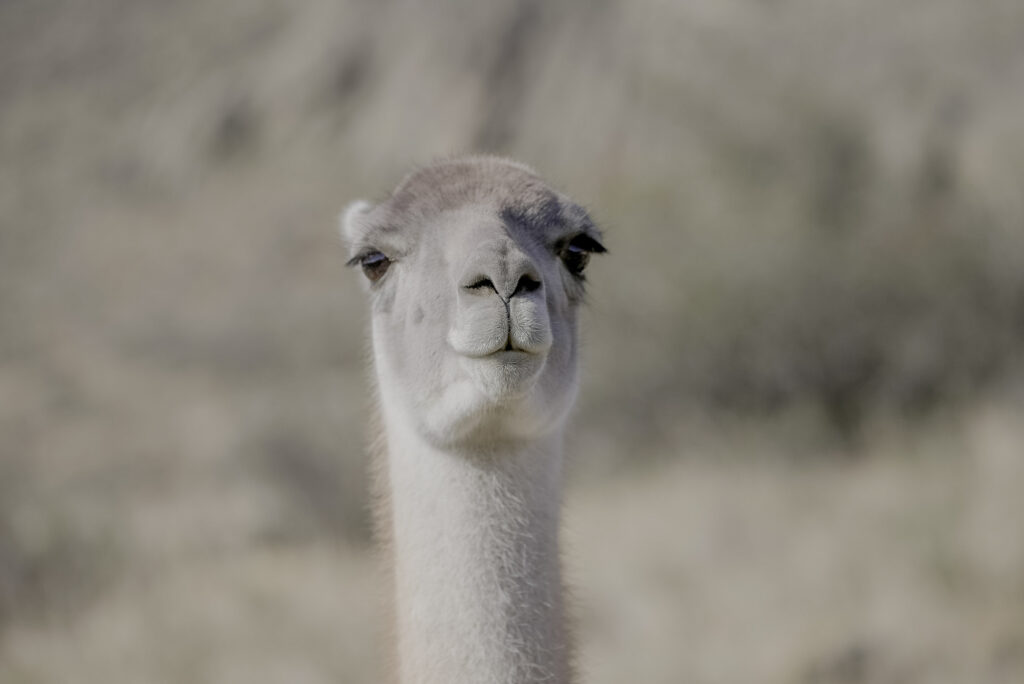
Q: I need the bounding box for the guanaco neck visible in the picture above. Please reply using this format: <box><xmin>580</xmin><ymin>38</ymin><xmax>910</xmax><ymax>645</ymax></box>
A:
<box><xmin>378</xmin><ymin>404</ymin><xmax>572</xmax><ymax>684</ymax></box>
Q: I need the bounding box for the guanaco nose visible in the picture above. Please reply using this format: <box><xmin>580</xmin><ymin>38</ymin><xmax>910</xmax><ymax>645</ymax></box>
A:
<box><xmin>459</xmin><ymin>240</ymin><xmax>543</xmax><ymax>302</ymax></box>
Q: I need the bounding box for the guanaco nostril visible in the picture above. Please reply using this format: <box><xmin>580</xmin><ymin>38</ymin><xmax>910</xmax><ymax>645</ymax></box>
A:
<box><xmin>513</xmin><ymin>274</ymin><xmax>542</xmax><ymax>297</ymax></box>
<box><xmin>464</xmin><ymin>277</ymin><xmax>497</xmax><ymax>293</ymax></box>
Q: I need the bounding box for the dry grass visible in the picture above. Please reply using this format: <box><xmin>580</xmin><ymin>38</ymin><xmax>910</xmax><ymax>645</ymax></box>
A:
<box><xmin>570</xmin><ymin>400</ymin><xmax>1024</xmax><ymax>684</ymax></box>
<box><xmin>0</xmin><ymin>546</ymin><xmax>381</xmax><ymax>684</ymax></box>
<box><xmin>2</xmin><ymin>400</ymin><xmax>1022</xmax><ymax>683</ymax></box>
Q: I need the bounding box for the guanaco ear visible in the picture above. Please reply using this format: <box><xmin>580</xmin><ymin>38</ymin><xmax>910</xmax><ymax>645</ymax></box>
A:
<box><xmin>339</xmin><ymin>199</ymin><xmax>374</xmax><ymax>247</ymax></box>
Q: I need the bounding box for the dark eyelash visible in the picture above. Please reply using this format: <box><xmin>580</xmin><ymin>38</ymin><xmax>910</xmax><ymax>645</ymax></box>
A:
<box><xmin>346</xmin><ymin>250</ymin><xmax>379</xmax><ymax>268</ymax></box>
<box><xmin>568</xmin><ymin>234</ymin><xmax>607</xmax><ymax>254</ymax></box>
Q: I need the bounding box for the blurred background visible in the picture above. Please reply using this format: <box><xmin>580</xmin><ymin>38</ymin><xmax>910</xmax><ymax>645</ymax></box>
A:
<box><xmin>2</xmin><ymin>0</ymin><xmax>1023</xmax><ymax>682</ymax></box>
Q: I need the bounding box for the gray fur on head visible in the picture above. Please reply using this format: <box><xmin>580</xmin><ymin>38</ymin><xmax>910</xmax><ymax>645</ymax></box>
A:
<box><xmin>344</xmin><ymin>155</ymin><xmax>605</xmax><ymax>447</ymax></box>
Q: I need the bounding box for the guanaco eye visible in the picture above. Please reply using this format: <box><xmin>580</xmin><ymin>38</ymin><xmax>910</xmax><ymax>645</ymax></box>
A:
<box><xmin>349</xmin><ymin>250</ymin><xmax>392</xmax><ymax>282</ymax></box>
<box><xmin>559</xmin><ymin>234</ymin><xmax>606</xmax><ymax>277</ymax></box>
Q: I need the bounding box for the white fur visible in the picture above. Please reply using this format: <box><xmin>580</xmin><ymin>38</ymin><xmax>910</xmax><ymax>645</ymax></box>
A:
<box><xmin>339</xmin><ymin>199</ymin><xmax>373</xmax><ymax>244</ymax></box>
<box><xmin>377</xmin><ymin>348</ymin><xmax>569</xmax><ymax>684</ymax></box>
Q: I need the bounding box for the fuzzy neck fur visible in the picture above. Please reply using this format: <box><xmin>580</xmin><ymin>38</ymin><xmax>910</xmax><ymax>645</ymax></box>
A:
<box><xmin>376</xmin><ymin>391</ymin><xmax>572</xmax><ymax>684</ymax></box>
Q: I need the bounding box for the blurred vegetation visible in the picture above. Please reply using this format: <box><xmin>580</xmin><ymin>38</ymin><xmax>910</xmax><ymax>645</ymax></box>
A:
<box><xmin>1</xmin><ymin>0</ymin><xmax>1023</xmax><ymax>681</ymax></box>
